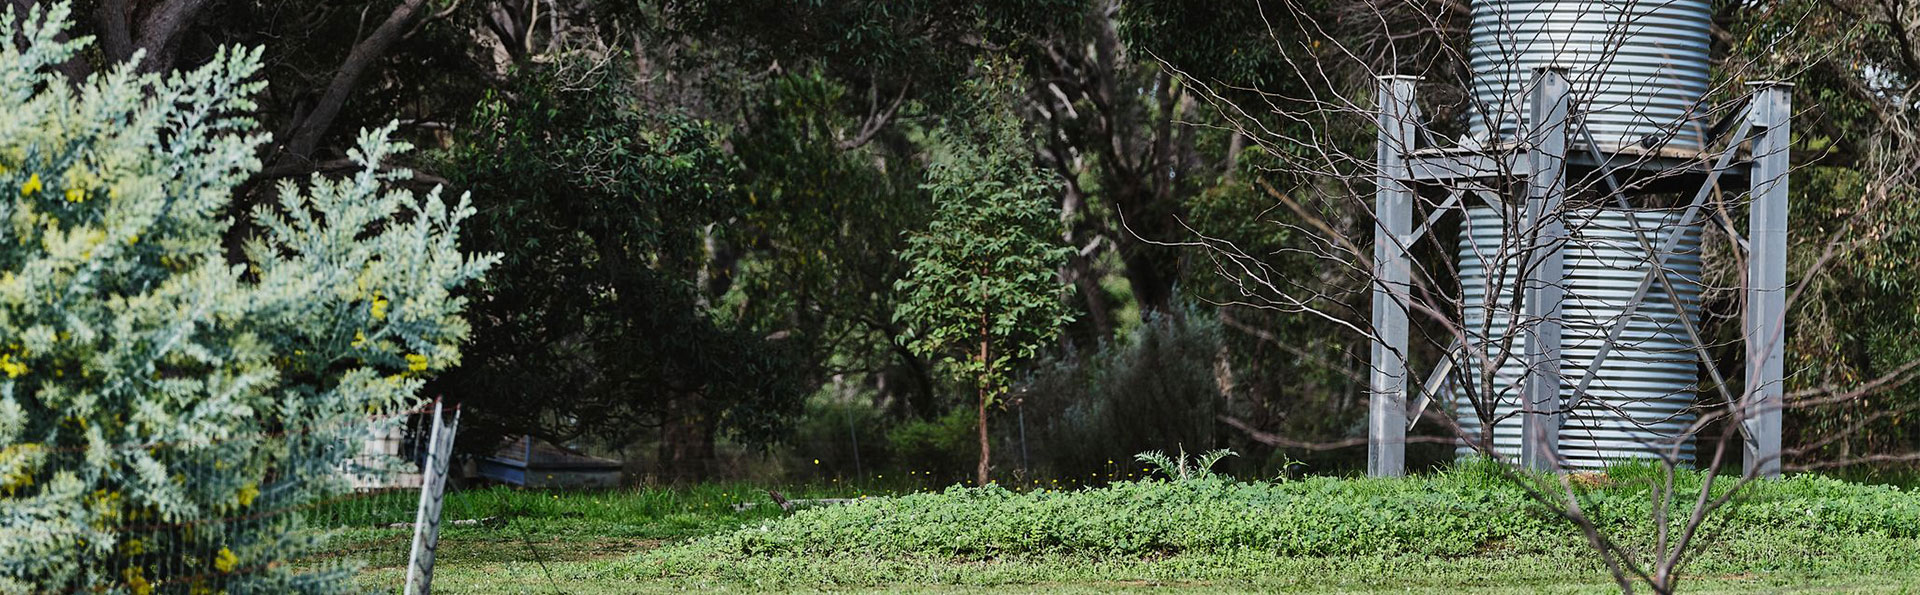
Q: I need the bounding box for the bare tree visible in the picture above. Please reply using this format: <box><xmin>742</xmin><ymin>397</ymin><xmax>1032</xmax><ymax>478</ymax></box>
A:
<box><xmin>1158</xmin><ymin>1</ymin><xmax>1920</xmax><ymax>592</ymax></box>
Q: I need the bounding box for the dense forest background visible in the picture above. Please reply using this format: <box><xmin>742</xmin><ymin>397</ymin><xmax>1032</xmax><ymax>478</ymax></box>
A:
<box><xmin>33</xmin><ymin>0</ymin><xmax>1919</xmax><ymax>482</ymax></box>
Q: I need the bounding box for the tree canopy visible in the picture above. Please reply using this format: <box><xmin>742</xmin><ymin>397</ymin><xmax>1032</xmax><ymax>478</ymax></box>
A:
<box><xmin>18</xmin><ymin>0</ymin><xmax>1919</xmax><ymax>481</ymax></box>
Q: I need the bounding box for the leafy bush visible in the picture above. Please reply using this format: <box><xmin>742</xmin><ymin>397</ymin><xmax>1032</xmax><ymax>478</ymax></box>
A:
<box><xmin>1136</xmin><ymin>447</ymin><xmax>1236</xmax><ymax>481</ymax></box>
<box><xmin>430</xmin><ymin>56</ymin><xmax>809</xmax><ymax>474</ymax></box>
<box><xmin>1019</xmin><ymin>308</ymin><xmax>1226</xmax><ymax>477</ymax></box>
<box><xmin>0</xmin><ymin>5</ymin><xmax>490</xmax><ymax>591</ymax></box>
<box><xmin>785</xmin><ymin>395</ymin><xmax>894</xmax><ymax>476</ymax></box>
<box><xmin>886</xmin><ymin>407</ymin><xmax>978</xmax><ymax>477</ymax></box>
<box><xmin>650</xmin><ymin>466</ymin><xmax>1920</xmax><ymax>566</ymax></box>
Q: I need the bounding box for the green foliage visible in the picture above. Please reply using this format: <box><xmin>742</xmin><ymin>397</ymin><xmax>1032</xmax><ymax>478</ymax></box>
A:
<box><xmin>431</xmin><ymin>56</ymin><xmax>808</xmax><ymax>451</ymax></box>
<box><xmin>1020</xmin><ymin>308</ymin><xmax>1225</xmax><ymax>478</ymax></box>
<box><xmin>320</xmin><ymin>483</ymin><xmax>858</xmax><ymax>544</ymax></box>
<box><xmin>1115</xmin><ymin>0</ymin><xmax>1302</xmax><ymax>90</ymax></box>
<box><xmin>0</xmin><ymin>4</ymin><xmax>491</xmax><ymax>591</ymax></box>
<box><xmin>648</xmin><ymin>468</ymin><xmax>1920</xmax><ymax>566</ymax></box>
<box><xmin>785</xmin><ymin>395</ymin><xmax>893</xmax><ymax>476</ymax></box>
<box><xmin>722</xmin><ymin>70</ymin><xmax>942</xmax><ymax>419</ymax></box>
<box><xmin>1136</xmin><ymin>447</ymin><xmax>1237</xmax><ymax>482</ymax></box>
<box><xmin>1722</xmin><ymin>3</ymin><xmax>1920</xmax><ymax>463</ymax></box>
<box><xmin>650</xmin><ymin>0</ymin><xmax>1086</xmax><ymax>111</ymax></box>
<box><xmin>885</xmin><ymin>407</ymin><xmax>978</xmax><ymax>476</ymax></box>
<box><xmin>319</xmin><ymin>474</ymin><xmax>1920</xmax><ymax>592</ymax></box>
<box><xmin>628</xmin><ymin>546</ymin><xmax>1919</xmax><ymax>593</ymax></box>
<box><xmin>893</xmin><ymin>116</ymin><xmax>1075</xmax><ymax>396</ymax></box>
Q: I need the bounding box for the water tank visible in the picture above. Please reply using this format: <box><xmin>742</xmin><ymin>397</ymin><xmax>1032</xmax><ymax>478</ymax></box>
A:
<box><xmin>1467</xmin><ymin>0</ymin><xmax>1713</xmax><ymax>152</ymax></box>
<box><xmin>1452</xmin><ymin>207</ymin><xmax>1704</xmax><ymax>468</ymax></box>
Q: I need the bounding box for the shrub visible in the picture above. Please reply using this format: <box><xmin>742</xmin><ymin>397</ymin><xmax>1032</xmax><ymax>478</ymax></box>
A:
<box><xmin>786</xmin><ymin>394</ymin><xmax>894</xmax><ymax>477</ymax></box>
<box><xmin>0</xmin><ymin>5</ymin><xmax>491</xmax><ymax>591</ymax></box>
<box><xmin>649</xmin><ymin>468</ymin><xmax>1920</xmax><ymax>565</ymax></box>
<box><xmin>887</xmin><ymin>407</ymin><xmax>978</xmax><ymax>477</ymax></box>
<box><xmin>1018</xmin><ymin>308</ymin><xmax>1226</xmax><ymax>478</ymax></box>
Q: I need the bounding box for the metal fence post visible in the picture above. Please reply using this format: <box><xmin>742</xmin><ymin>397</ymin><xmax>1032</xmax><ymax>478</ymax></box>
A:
<box><xmin>405</xmin><ymin>401</ymin><xmax>461</xmax><ymax>594</ymax></box>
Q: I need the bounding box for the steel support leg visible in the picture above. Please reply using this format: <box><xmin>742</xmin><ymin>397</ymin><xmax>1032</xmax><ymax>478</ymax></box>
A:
<box><xmin>1521</xmin><ymin>67</ymin><xmax>1570</xmax><ymax>472</ymax></box>
<box><xmin>1745</xmin><ymin>82</ymin><xmax>1792</xmax><ymax>479</ymax></box>
<box><xmin>1368</xmin><ymin>75</ymin><xmax>1419</xmax><ymax>477</ymax></box>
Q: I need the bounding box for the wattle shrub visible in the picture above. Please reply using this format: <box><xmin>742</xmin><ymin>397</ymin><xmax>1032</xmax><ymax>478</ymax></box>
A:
<box><xmin>0</xmin><ymin>4</ymin><xmax>492</xmax><ymax>591</ymax></box>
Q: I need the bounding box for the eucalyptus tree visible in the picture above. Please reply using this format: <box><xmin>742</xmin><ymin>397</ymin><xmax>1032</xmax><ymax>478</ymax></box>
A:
<box><xmin>895</xmin><ymin>109</ymin><xmax>1076</xmax><ymax>486</ymax></box>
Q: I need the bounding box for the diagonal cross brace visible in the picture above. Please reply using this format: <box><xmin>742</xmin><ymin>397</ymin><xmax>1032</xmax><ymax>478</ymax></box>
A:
<box><xmin>1558</xmin><ymin>105</ymin><xmax>1756</xmax><ymax>441</ymax></box>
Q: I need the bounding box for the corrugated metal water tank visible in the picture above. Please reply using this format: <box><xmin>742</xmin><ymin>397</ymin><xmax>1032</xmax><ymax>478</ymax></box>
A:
<box><xmin>1452</xmin><ymin>207</ymin><xmax>1704</xmax><ymax>468</ymax></box>
<box><xmin>1468</xmin><ymin>0</ymin><xmax>1713</xmax><ymax>152</ymax></box>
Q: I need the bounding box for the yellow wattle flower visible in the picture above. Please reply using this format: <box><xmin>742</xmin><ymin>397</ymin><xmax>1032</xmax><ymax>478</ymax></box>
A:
<box><xmin>20</xmin><ymin>174</ymin><xmax>40</xmax><ymax>196</ymax></box>
<box><xmin>370</xmin><ymin>297</ymin><xmax>389</xmax><ymax>320</ymax></box>
<box><xmin>122</xmin><ymin>567</ymin><xmax>152</xmax><ymax>595</ymax></box>
<box><xmin>64</xmin><ymin>187</ymin><xmax>84</xmax><ymax>202</ymax></box>
<box><xmin>406</xmin><ymin>353</ymin><xmax>429</xmax><ymax>372</ymax></box>
<box><xmin>214</xmin><ymin>547</ymin><xmax>238</xmax><ymax>573</ymax></box>
<box><xmin>0</xmin><ymin>354</ymin><xmax>25</xmax><ymax>378</ymax></box>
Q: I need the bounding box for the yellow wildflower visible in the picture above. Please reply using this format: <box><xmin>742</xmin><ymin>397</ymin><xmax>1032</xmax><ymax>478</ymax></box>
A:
<box><xmin>123</xmin><ymin>568</ymin><xmax>152</xmax><ymax>595</ymax></box>
<box><xmin>214</xmin><ymin>547</ymin><xmax>238</xmax><ymax>573</ymax></box>
<box><xmin>370</xmin><ymin>296</ymin><xmax>389</xmax><ymax>320</ymax></box>
<box><xmin>351</xmin><ymin>330</ymin><xmax>367</xmax><ymax>348</ymax></box>
<box><xmin>406</xmin><ymin>353</ymin><xmax>429</xmax><ymax>372</ymax></box>
<box><xmin>0</xmin><ymin>354</ymin><xmax>24</xmax><ymax>378</ymax></box>
<box><xmin>64</xmin><ymin>187</ymin><xmax>84</xmax><ymax>202</ymax></box>
<box><xmin>20</xmin><ymin>174</ymin><xmax>40</xmax><ymax>196</ymax></box>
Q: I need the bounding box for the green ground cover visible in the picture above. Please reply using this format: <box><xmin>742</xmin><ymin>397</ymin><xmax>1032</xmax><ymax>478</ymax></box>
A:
<box><xmin>326</xmin><ymin>466</ymin><xmax>1920</xmax><ymax>593</ymax></box>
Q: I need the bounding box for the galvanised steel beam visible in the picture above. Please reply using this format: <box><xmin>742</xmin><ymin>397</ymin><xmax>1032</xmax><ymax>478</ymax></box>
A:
<box><xmin>1368</xmin><ymin>75</ymin><xmax>1420</xmax><ymax>478</ymax></box>
<box><xmin>1745</xmin><ymin>82</ymin><xmax>1792</xmax><ymax>479</ymax></box>
<box><xmin>1520</xmin><ymin>67</ymin><xmax>1571</xmax><ymax>472</ymax></box>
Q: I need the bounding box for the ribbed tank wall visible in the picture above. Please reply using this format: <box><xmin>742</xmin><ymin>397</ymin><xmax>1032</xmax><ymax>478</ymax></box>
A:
<box><xmin>1468</xmin><ymin>0</ymin><xmax>1713</xmax><ymax>151</ymax></box>
<box><xmin>1452</xmin><ymin>207</ymin><xmax>1704</xmax><ymax>468</ymax></box>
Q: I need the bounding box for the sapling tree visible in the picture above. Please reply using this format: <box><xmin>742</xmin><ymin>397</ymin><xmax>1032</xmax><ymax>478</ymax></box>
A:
<box><xmin>0</xmin><ymin>4</ymin><xmax>492</xmax><ymax>592</ymax></box>
<box><xmin>894</xmin><ymin>115</ymin><xmax>1074</xmax><ymax>487</ymax></box>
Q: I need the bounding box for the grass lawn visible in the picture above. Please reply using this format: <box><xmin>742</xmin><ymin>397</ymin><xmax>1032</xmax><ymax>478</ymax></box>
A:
<box><xmin>322</xmin><ymin>467</ymin><xmax>1920</xmax><ymax>593</ymax></box>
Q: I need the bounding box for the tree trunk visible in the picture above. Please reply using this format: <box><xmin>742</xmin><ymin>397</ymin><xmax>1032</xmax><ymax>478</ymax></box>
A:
<box><xmin>977</xmin><ymin>318</ymin><xmax>991</xmax><ymax>486</ymax></box>
<box><xmin>1067</xmin><ymin>245</ymin><xmax>1115</xmax><ymax>342</ymax></box>
<box><xmin>1120</xmin><ymin>243</ymin><xmax>1177</xmax><ymax>314</ymax></box>
<box><xmin>891</xmin><ymin>342</ymin><xmax>940</xmax><ymax>420</ymax></box>
<box><xmin>977</xmin><ymin>379</ymin><xmax>990</xmax><ymax>486</ymax></box>
<box><xmin>658</xmin><ymin>391</ymin><xmax>715</xmax><ymax>484</ymax></box>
